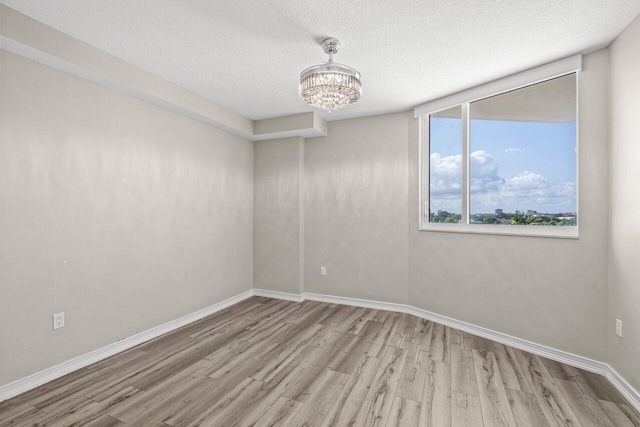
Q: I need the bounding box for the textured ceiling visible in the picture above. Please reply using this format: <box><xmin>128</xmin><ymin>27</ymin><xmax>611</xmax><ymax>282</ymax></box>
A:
<box><xmin>2</xmin><ymin>0</ymin><xmax>639</xmax><ymax>122</ymax></box>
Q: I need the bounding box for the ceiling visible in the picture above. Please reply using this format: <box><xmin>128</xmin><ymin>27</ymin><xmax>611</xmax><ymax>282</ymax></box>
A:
<box><xmin>2</xmin><ymin>0</ymin><xmax>639</xmax><ymax>122</ymax></box>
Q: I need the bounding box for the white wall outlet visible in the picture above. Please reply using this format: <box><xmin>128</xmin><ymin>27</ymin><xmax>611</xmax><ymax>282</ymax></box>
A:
<box><xmin>616</xmin><ymin>319</ymin><xmax>623</xmax><ymax>337</ymax></box>
<box><xmin>320</xmin><ymin>266</ymin><xmax>327</xmax><ymax>276</ymax></box>
<box><xmin>53</xmin><ymin>312</ymin><xmax>65</xmax><ymax>330</ymax></box>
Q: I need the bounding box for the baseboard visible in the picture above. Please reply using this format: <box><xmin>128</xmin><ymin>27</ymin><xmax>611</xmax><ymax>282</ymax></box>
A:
<box><xmin>256</xmin><ymin>288</ymin><xmax>640</xmax><ymax>412</ymax></box>
<box><xmin>0</xmin><ymin>289</ymin><xmax>254</xmax><ymax>402</ymax></box>
<box><xmin>303</xmin><ymin>292</ymin><xmax>407</xmax><ymax>311</ymax></box>
<box><xmin>606</xmin><ymin>366</ymin><xmax>640</xmax><ymax>413</ymax></box>
<box><xmin>253</xmin><ymin>288</ymin><xmax>305</xmax><ymax>302</ymax></box>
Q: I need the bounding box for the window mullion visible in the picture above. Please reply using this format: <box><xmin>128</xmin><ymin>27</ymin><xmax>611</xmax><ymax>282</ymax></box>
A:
<box><xmin>420</xmin><ymin>115</ymin><xmax>429</xmax><ymax>227</ymax></box>
<box><xmin>461</xmin><ymin>103</ymin><xmax>470</xmax><ymax>224</ymax></box>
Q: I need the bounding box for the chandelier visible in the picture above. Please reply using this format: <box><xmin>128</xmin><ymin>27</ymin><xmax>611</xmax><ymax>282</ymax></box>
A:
<box><xmin>299</xmin><ymin>38</ymin><xmax>362</xmax><ymax>112</ymax></box>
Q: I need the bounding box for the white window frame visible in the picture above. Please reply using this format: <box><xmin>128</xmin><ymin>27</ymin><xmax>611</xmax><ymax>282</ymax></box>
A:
<box><xmin>416</xmin><ymin>55</ymin><xmax>581</xmax><ymax>238</ymax></box>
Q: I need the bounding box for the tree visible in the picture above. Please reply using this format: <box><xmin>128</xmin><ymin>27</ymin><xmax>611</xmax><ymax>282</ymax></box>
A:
<box><xmin>509</xmin><ymin>213</ymin><xmax>536</xmax><ymax>225</ymax></box>
<box><xmin>483</xmin><ymin>217</ymin><xmax>500</xmax><ymax>224</ymax></box>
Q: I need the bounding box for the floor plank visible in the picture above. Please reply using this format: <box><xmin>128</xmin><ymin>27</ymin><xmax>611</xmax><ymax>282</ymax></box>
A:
<box><xmin>597</xmin><ymin>399</ymin><xmax>636</xmax><ymax>427</ymax></box>
<box><xmin>451</xmin><ymin>342</ymin><xmax>479</xmax><ymax>397</ymax></box>
<box><xmin>85</xmin><ymin>414</ymin><xmax>126</xmax><ymax>427</ymax></box>
<box><xmin>396</xmin><ymin>345</ymin><xmax>430</xmax><ymax>402</ymax></box>
<box><xmin>618</xmin><ymin>403</ymin><xmax>640</xmax><ymax>426</ymax></box>
<box><xmin>554</xmin><ymin>378</ymin><xmax>615</xmax><ymax>427</ymax></box>
<box><xmin>513</xmin><ymin>350</ymin><xmax>582</xmax><ymax>427</ymax></box>
<box><xmin>386</xmin><ymin>396</ymin><xmax>422</xmax><ymax>427</ymax></box>
<box><xmin>355</xmin><ymin>345</ymin><xmax>407</xmax><ymax>427</ymax></box>
<box><xmin>505</xmin><ymin>388</ymin><xmax>549</xmax><ymax>427</ymax></box>
<box><xmin>252</xmin><ymin>396</ymin><xmax>303</xmax><ymax>427</ymax></box>
<box><xmin>420</xmin><ymin>360</ymin><xmax>452</xmax><ymax>426</ymax></box>
<box><xmin>472</xmin><ymin>349</ymin><xmax>517</xmax><ymax>427</ymax></box>
<box><xmin>491</xmin><ymin>343</ymin><xmax>533</xmax><ymax>394</ymax></box>
<box><xmin>325</xmin><ymin>355</ymin><xmax>382</xmax><ymax>426</ymax></box>
<box><xmin>285</xmin><ymin>370</ymin><xmax>346</xmax><ymax>427</ymax></box>
<box><xmin>451</xmin><ymin>391</ymin><xmax>483</xmax><ymax>427</ymax></box>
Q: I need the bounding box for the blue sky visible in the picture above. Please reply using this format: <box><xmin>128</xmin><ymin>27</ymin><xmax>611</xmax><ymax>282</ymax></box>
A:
<box><xmin>429</xmin><ymin>117</ymin><xmax>577</xmax><ymax>214</ymax></box>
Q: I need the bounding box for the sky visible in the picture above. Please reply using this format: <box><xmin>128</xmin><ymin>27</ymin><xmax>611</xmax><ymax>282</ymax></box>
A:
<box><xmin>429</xmin><ymin>116</ymin><xmax>577</xmax><ymax>215</ymax></box>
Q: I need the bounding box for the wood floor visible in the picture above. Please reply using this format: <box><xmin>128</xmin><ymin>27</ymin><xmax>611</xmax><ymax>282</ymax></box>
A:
<box><xmin>1</xmin><ymin>297</ymin><xmax>638</xmax><ymax>426</ymax></box>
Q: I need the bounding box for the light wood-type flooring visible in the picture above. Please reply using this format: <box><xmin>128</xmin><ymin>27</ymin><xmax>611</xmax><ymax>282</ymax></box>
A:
<box><xmin>1</xmin><ymin>297</ymin><xmax>639</xmax><ymax>426</ymax></box>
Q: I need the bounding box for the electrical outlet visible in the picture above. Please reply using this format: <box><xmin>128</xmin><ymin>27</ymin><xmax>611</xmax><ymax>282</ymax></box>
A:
<box><xmin>616</xmin><ymin>319</ymin><xmax>623</xmax><ymax>338</ymax></box>
<box><xmin>53</xmin><ymin>312</ymin><xmax>65</xmax><ymax>330</ymax></box>
<box><xmin>320</xmin><ymin>266</ymin><xmax>326</xmax><ymax>276</ymax></box>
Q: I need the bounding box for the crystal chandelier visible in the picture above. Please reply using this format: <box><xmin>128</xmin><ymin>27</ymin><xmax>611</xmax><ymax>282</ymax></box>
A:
<box><xmin>299</xmin><ymin>38</ymin><xmax>362</xmax><ymax>112</ymax></box>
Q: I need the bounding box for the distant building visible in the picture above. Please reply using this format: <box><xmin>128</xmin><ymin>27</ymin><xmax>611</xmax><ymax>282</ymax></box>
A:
<box><xmin>495</xmin><ymin>209</ymin><xmax>503</xmax><ymax>214</ymax></box>
<box><xmin>527</xmin><ymin>210</ymin><xmax>537</xmax><ymax>215</ymax></box>
<box><xmin>437</xmin><ymin>210</ymin><xmax>442</xmax><ymax>215</ymax></box>
<box><xmin>515</xmin><ymin>210</ymin><xmax>521</xmax><ymax>215</ymax></box>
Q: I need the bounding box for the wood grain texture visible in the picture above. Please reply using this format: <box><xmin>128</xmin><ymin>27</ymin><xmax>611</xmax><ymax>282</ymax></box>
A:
<box><xmin>505</xmin><ymin>388</ymin><xmax>550</xmax><ymax>427</ymax></box>
<box><xmin>472</xmin><ymin>349</ymin><xmax>517</xmax><ymax>426</ymax></box>
<box><xmin>1</xmin><ymin>297</ymin><xmax>638</xmax><ymax>426</ymax></box>
<box><xmin>387</xmin><ymin>396</ymin><xmax>422</xmax><ymax>427</ymax></box>
<box><xmin>420</xmin><ymin>360</ymin><xmax>451</xmax><ymax>426</ymax></box>
<box><xmin>451</xmin><ymin>391</ymin><xmax>483</xmax><ymax>427</ymax></box>
<box><xmin>514</xmin><ymin>350</ymin><xmax>582</xmax><ymax>427</ymax></box>
<box><xmin>597</xmin><ymin>400</ymin><xmax>636</xmax><ymax>427</ymax></box>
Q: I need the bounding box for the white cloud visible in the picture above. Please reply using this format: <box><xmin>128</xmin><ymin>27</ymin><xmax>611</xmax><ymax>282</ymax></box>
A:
<box><xmin>429</xmin><ymin>151</ymin><xmax>576</xmax><ymax>213</ymax></box>
<box><xmin>505</xmin><ymin>171</ymin><xmax>548</xmax><ymax>191</ymax></box>
<box><xmin>470</xmin><ymin>150</ymin><xmax>503</xmax><ymax>193</ymax></box>
<box><xmin>474</xmin><ymin>170</ymin><xmax>576</xmax><ymax>212</ymax></box>
<box><xmin>429</xmin><ymin>153</ymin><xmax>462</xmax><ymax>195</ymax></box>
<box><xmin>504</xmin><ymin>148</ymin><xmax>531</xmax><ymax>154</ymax></box>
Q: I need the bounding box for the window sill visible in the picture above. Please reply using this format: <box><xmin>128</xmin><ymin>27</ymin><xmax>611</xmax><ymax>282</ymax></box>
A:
<box><xmin>418</xmin><ymin>223</ymin><xmax>579</xmax><ymax>239</ymax></box>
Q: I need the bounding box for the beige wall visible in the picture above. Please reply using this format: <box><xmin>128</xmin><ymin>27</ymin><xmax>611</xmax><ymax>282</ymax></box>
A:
<box><xmin>408</xmin><ymin>49</ymin><xmax>610</xmax><ymax>361</ymax></box>
<box><xmin>304</xmin><ymin>113</ymin><xmax>410</xmax><ymax>304</ymax></box>
<box><xmin>609</xmin><ymin>13</ymin><xmax>640</xmax><ymax>392</ymax></box>
<box><xmin>0</xmin><ymin>51</ymin><xmax>254</xmax><ymax>385</ymax></box>
<box><xmin>254</xmin><ymin>137</ymin><xmax>304</xmax><ymax>294</ymax></box>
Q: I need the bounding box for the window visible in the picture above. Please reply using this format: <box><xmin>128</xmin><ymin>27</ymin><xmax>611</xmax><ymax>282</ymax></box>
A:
<box><xmin>418</xmin><ymin>57</ymin><xmax>580</xmax><ymax>238</ymax></box>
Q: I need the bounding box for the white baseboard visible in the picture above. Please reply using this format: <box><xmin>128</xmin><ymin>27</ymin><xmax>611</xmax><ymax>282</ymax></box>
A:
<box><xmin>253</xmin><ymin>288</ymin><xmax>304</xmax><ymax>302</ymax></box>
<box><xmin>255</xmin><ymin>288</ymin><xmax>640</xmax><ymax>413</ymax></box>
<box><xmin>606</xmin><ymin>365</ymin><xmax>640</xmax><ymax>413</ymax></box>
<box><xmin>0</xmin><ymin>289</ymin><xmax>254</xmax><ymax>402</ymax></box>
<box><xmin>304</xmin><ymin>292</ymin><xmax>407</xmax><ymax>311</ymax></box>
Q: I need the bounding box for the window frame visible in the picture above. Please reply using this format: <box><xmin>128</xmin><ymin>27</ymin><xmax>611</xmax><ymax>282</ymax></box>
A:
<box><xmin>417</xmin><ymin>56</ymin><xmax>581</xmax><ymax>239</ymax></box>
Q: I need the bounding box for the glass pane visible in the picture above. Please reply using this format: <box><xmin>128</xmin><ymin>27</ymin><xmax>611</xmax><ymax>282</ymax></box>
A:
<box><xmin>429</xmin><ymin>105</ymin><xmax>462</xmax><ymax>223</ymax></box>
<box><xmin>469</xmin><ymin>73</ymin><xmax>577</xmax><ymax>226</ymax></box>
